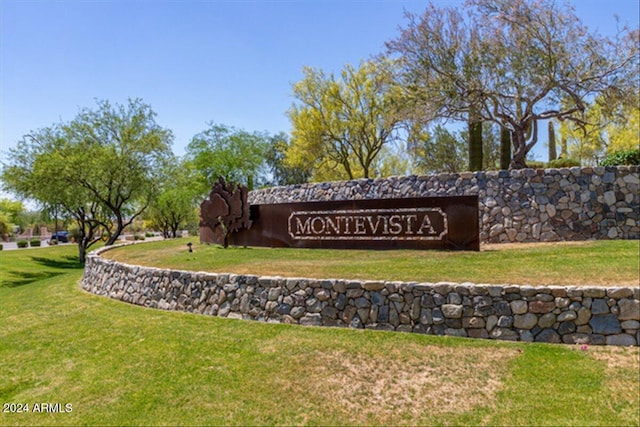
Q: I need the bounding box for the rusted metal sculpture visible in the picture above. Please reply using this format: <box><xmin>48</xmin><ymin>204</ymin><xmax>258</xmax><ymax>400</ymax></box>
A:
<box><xmin>199</xmin><ymin>177</ymin><xmax>251</xmax><ymax>248</ymax></box>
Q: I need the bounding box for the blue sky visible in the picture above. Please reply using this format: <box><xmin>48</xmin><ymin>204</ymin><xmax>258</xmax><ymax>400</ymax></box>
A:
<box><xmin>1</xmin><ymin>0</ymin><xmax>639</xmax><ymax>162</ymax></box>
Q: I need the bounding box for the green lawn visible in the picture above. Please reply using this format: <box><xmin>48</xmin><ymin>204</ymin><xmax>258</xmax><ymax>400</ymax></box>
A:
<box><xmin>1</xmin><ymin>245</ymin><xmax>639</xmax><ymax>426</ymax></box>
<box><xmin>103</xmin><ymin>238</ymin><xmax>640</xmax><ymax>286</ymax></box>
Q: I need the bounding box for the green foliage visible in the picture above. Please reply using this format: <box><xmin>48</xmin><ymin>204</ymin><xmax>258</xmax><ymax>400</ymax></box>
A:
<box><xmin>600</xmin><ymin>149</ymin><xmax>640</xmax><ymax>166</ymax></box>
<box><xmin>288</xmin><ymin>59</ymin><xmax>401</xmax><ymax>180</ymax></box>
<box><xmin>526</xmin><ymin>161</ymin><xmax>546</xmax><ymax>169</ymax></box>
<box><xmin>0</xmin><ymin>98</ymin><xmax>173</xmax><ymax>262</ymax></box>
<box><xmin>147</xmin><ymin>158</ymin><xmax>199</xmax><ymax>239</ymax></box>
<box><xmin>0</xmin><ymin>211</ymin><xmax>11</xmax><ymax>236</ymax></box>
<box><xmin>16</xmin><ymin>240</ymin><xmax>28</xmax><ymax>248</ymax></box>
<box><xmin>548</xmin><ymin>157</ymin><xmax>581</xmax><ymax>168</ymax></box>
<box><xmin>0</xmin><ymin>244</ymin><xmax>3</xmax><ymax>251</ymax></box>
<box><xmin>411</xmin><ymin>125</ymin><xmax>467</xmax><ymax>174</ymax></box>
<box><xmin>264</xmin><ymin>132</ymin><xmax>311</xmax><ymax>186</ymax></box>
<box><xmin>607</xmin><ymin>106</ymin><xmax>640</xmax><ymax>152</ymax></box>
<box><xmin>186</xmin><ymin>123</ymin><xmax>269</xmax><ymax>194</ymax></box>
<box><xmin>0</xmin><ymin>199</ymin><xmax>25</xmax><ymax>227</ymax></box>
<box><xmin>29</xmin><ymin>239</ymin><xmax>41</xmax><ymax>247</ymax></box>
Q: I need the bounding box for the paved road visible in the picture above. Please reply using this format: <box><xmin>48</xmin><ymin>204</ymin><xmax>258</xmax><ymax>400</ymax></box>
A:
<box><xmin>1</xmin><ymin>240</ymin><xmax>70</xmax><ymax>250</ymax></box>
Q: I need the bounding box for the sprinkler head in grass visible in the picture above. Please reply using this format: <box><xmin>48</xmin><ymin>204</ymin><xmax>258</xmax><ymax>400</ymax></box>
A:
<box><xmin>187</xmin><ymin>242</ymin><xmax>193</xmax><ymax>253</ymax></box>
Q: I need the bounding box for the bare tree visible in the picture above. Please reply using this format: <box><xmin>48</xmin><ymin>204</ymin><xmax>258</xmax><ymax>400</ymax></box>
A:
<box><xmin>387</xmin><ymin>0</ymin><xmax>638</xmax><ymax>168</ymax></box>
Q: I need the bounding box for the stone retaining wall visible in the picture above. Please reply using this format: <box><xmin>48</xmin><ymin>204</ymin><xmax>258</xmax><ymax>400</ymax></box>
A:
<box><xmin>249</xmin><ymin>166</ymin><xmax>639</xmax><ymax>243</ymax></box>
<box><xmin>82</xmin><ymin>245</ymin><xmax>640</xmax><ymax>346</ymax></box>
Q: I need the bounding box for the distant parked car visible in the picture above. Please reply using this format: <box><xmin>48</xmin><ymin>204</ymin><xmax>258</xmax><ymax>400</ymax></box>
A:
<box><xmin>50</xmin><ymin>231</ymin><xmax>69</xmax><ymax>243</ymax></box>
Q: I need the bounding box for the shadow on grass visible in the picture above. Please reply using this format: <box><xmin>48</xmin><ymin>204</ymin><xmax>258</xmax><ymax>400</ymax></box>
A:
<box><xmin>0</xmin><ymin>255</ymin><xmax>83</xmax><ymax>288</ymax></box>
<box><xmin>30</xmin><ymin>255</ymin><xmax>83</xmax><ymax>270</ymax></box>
<box><xmin>0</xmin><ymin>270</ymin><xmax>66</xmax><ymax>288</ymax></box>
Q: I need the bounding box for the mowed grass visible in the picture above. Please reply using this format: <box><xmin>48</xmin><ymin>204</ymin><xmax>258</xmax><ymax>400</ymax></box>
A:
<box><xmin>103</xmin><ymin>238</ymin><xmax>640</xmax><ymax>287</ymax></box>
<box><xmin>0</xmin><ymin>245</ymin><xmax>639</xmax><ymax>426</ymax></box>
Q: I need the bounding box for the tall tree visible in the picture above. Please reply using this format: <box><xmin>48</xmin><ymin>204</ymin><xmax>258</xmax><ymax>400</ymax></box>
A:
<box><xmin>147</xmin><ymin>158</ymin><xmax>199</xmax><ymax>238</ymax></box>
<box><xmin>264</xmin><ymin>132</ymin><xmax>312</xmax><ymax>186</ymax></box>
<box><xmin>387</xmin><ymin>0</ymin><xmax>638</xmax><ymax>169</ymax></box>
<box><xmin>64</xmin><ymin>99</ymin><xmax>173</xmax><ymax>245</ymax></box>
<box><xmin>410</xmin><ymin>125</ymin><xmax>468</xmax><ymax>174</ymax></box>
<box><xmin>1</xmin><ymin>99</ymin><xmax>174</xmax><ymax>261</ymax></box>
<box><xmin>287</xmin><ymin>59</ymin><xmax>402</xmax><ymax>180</ymax></box>
<box><xmin>186</xmin><ymin>123</ymin><xmax>269</xmax><ymax>196</ymax></box>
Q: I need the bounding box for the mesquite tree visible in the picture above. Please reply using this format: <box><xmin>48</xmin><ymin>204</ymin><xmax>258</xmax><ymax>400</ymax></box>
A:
<box><xmin>2</xmin><ymin>99</ymin><xmax>173</xmax><ymax>261</ymax></box>
<box><xmin>387</xmin><ymin>0</ymin><xmax>638</xmax><ymax>169</ymax></box>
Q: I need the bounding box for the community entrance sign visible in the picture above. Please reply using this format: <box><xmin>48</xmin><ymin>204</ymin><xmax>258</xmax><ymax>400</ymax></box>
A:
<box><xmin>200</xmin><ymin>187</ymin><xmax>479</xmax><ymax>250</ymax></box>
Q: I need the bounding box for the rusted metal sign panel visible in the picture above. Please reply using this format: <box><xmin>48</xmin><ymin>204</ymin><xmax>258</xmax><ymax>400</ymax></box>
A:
<box><xmin>226</xmin><ymin>196</ymin><xmax>479</xmax><ymax>251</ymax></box>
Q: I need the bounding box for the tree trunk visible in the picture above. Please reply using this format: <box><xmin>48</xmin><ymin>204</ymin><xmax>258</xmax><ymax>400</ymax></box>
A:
<box><xmin>78</xmin><ymin>240</ymin><xmax>87</xmax><ymax>264</ymax></box>
<box><xmin>105</xmin><ymin>224</ymin><xmax>124</xmax><ymax>246</ymax></box>
<box><xmin>510</xmin><ymin>129</ymin><xmax>529</xmax><ymax>169</ymax></box>
<box><xmin>500</xmin><ymin>126</ymin><xmax>511</xmax><ymax>170</ymax></box>
<box><xmin>468</xmin><ymin>120</ymin><xmax>483</xmax><ymax>171</ymax></box>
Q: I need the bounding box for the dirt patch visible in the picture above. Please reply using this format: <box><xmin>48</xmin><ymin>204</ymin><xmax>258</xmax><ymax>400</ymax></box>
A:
<box><xmin>588</xmin><ymin>345</ymin><xmax>640</xmax><ymax>371</ymax></box>
<box><xmin>303</xmin><ymin>343</ymin><xmax>514</xmax><ymax>422</ymax></box>
<box><xmin>481</xmin><ymin>241</ymin><xmax>596</xmax><ymax>251</ymax></box>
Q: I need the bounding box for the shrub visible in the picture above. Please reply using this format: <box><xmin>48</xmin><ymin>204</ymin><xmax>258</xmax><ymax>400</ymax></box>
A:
<box><xmin>17</xmin><ymin>240</ymin><xmax>29</xmax><ymax>248</ymax></box>
<box><xmin>0</xmin><ymin>243</ymin><xmax>3</xmax><ymax>251</ymax></box>
<box><xmin>145</xmin><ymin>232</ymin><xmax>154</xmax><ymax>238</ymax></box>
<box><xmin>601</xmin><ymin>149</ymin><xmax>640</xmax><ymax>166</ymax></box>
<box><xmin>526</xmin><ymin>160</ymin><xmax>546</xmax><ymax>169</ymax></box>
<box><xmin>30</xmin><ymin>239</ymin><xmax>41</xmax><ymax>247</ymax></box>
<box><xmin>548</xmin><ymin>157</ymin><xmax>581</xmax><ymax>168</ymax></box>
<box><xmin>134</xmin><ymin>234</ymin><xmax>145</xmax><ymax>241</ymax></box>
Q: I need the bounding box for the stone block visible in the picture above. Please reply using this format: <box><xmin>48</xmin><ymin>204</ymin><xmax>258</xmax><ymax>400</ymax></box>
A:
<box><xmin>558</xmin><ymin>321</ymin><xmax>576</xmax><ymax>335</ymax></box>
<box><xmin>557</xmin><ymin>311</ymin><xmax>577</xmax><ymax>322</ymax></box>
<box><xmin>575</xmin><ymin>307</ymin><xmax>592</xmax><ymax>325</ymax></box>
<box><xmin>490</xmin><ymin>327</ymin><xmax>519</xmax><ymax>341</ymax></box>
<box><xmin>582</xmin><ymin>287</ymin><xmax>606</xmax><ymax>298</ymax></box>
<box><xmin>362</xmin><ymin>281</ymin><xmax>385</xmax><ymax>291</ymax></box>
<box><xmin>517</xmin><ymin>330</ymin><xmax>533</xmax><ymax>342</ymax></box>
<box><xmin>514</xmin><ymin>313</ymin><xmax>538</xmax><ymax>329</ymax></box>
<box><xmin>619</xmin><ymin>298</ymin><xmax>640</xmax><ymax>321</ymax></box>
<box><xmin>607</xmin><ymin>288</ymin><xmax>633</xmax><ymax>299</ymax></box>
<box><xmin>300</xmin><ymin>313</ymin><xmax>322</xmax><ymax>326</ymax></box>
<box><xmin>621</xmin><ymin>320</ymin><xmax>640</xmax><ymax>330</ymax></box>
<box><xmin>605</xmin><ymin>334</ymin><xmax>637</xmax><ymax>346</ymax></box>
<box><xmin>591</xmin><ymin>299</ymin><xmax>609</xmax><ymax>315</ymax></box>
<box><xmin>510</xmin><ymin>300</ymin><xmax>528</xmax><ymax>315</ymax></box>
<box><xmin>535</xmin><ymin>329</ymin><xmax>561</xmax><ymax>343</ymax></box>
<box><xmin>463</xmin><ymin>316</ymin><xmax>486</xmax><ymax>329</ymax></box>
<box><xmin>529</xmin><ymin>301</ymin><xmax>556</xmax><ymax>314</ymax></box>
<box><xmin>589</xmin><ymin>314</ymin><xmax>622</xmax><ymax>335</ymax></box>
<box><xmin>497</xmin><ymin>315</ymin><xmax>514</xmax><ymax>328</ymax></box>
<box><xmin>442</xmin><ymin>304</ymin><xmax>463</xmax><ymax>319</ymax></box>
<box><xmin>538</xmin><ymin>313</ymin><xmax>556</xmax><ymax>328</ymax></box>
<box><xmin>445</xmin><ymin>328</ymin><xmax>467</xmax><ymax>337</ymax></box>
<box><xmin>467</xmin><ymin>329</ymin><xmax>489</xmax><ymax>339</ymax></box>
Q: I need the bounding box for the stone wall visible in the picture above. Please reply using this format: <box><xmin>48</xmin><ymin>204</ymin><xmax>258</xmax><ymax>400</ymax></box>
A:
<box><xmin>249</xmin><ymin>166</ymin><xmax>639</xmax><ymax>243</ymax></box>
<box><xmin>82</xmin><ymin>246</ymin><xmax>640</xmax><ymax>346</ymax></box>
